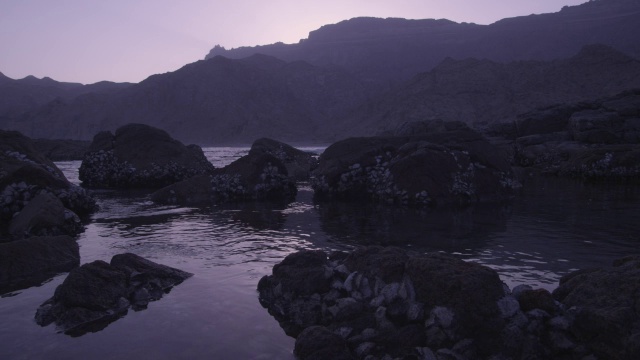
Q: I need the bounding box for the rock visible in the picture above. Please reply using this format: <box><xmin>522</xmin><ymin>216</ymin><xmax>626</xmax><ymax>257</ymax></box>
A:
<box><xmin>78</xmin><ymin>123</ymin><xmax>215</xmax><ymax>189</ymax></box>
<box><xmin>249</xmin><ymin>138</ymin><xmax>318</xmax><ymax>180</ymax></box>
<box><xmin>152</xmin><ymin>150</ymin><xmax>296</xmax><ymax>205</ymax></box>
<box><xmin>259</xmin><ymin>247</ymin><xmax>510</xmax><ymax>358</ymax></box>
<box><xmin>517</xmin><ymin>288</ymin><xmax>557</xmax><ymax>314</ymax></box>
<box><xmin>0</xmin><ymin>236</ymin><xmax>79</xmax><ymax>294</ymax></box>
<box><xmin>312</xmin><ymin>124</ymin><xmax>518</xmax><ymax>206</ymax></box>
<box><xmin>35</xmin><ymin>253</ymin><xmax>192</xmax><ymax>336</ymax></box>
<box><xmin>9</xmin><ymin>192</ymin><xmax>82</xmax><ymax>239</ymax></box>
<box><xmin>503</xmin><ymin>89</ymin><xmax>640</xmax><ymax>181</ymax></box>
<box><xmin>0</xmin><ymin>130</ymin><xmax>96</xmax><ymax>238</ymax></box>
<box><xmin>294</xmin><ymin>326</ymin><xmax>353</xmax><ymax>360</ymax></box>
<box><xmin>553</xmin><ymin>256</ymin><xmax>640</xmax><ymax>360</ymax></box>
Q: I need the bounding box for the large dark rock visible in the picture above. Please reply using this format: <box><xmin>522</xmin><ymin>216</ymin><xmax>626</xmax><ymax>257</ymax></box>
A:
<box><xmin>152</xmin><ymin>151</ymin><xmax>296</xmax><ymax>205</ymax></box>
<box><xmin>258</xmin><ymin>247</ymin><xmax>516</xmax><ymax>359</ymax></box>
<box><xmin>78</xmin><ymin>123</ymin><xmax>215</xmax><ymax>189</ymax></box>
<box><xmin>35</xmin><ymin>253</ymin><xmax>193</xmax><ymax>336</ymax></box>
<box><xmin>553</xmin><ymin>256</ymin><xmax>640</xmax><ymax>360</ymax></box>
<box><xmin>312</xmin><ymin>124</ymin><xmax>518</xmax><ymax>206</ymax></box>
<box><xmin>502</xmin><ymin>90</ymin><xmax>640</xmax><ymax>181</ymax></box>
<box><xmin>259</xmin><ymin>247</ymin><xmax>601</xmax><ymax>359</ymax></box>
<box><xmin>0</xmin><ymin>236</ymin><xmax>79</xmax><ymax>294</ymax></box>
<box><xmin>1</xmin><ymin>130</ymin><xmax>96</xmax><ymax>239</ymax></box>
<box><xmin>249</xmin><ymin>138</ymin><xmax>318</xmax><ymax>181</ymax></box>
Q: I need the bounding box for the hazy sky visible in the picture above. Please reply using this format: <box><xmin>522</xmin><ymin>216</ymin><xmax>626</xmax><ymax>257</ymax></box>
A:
<box><xmin>0</xmin><ymin>0</ymin><xmax>588</xmax><ymax>84</ymax></box>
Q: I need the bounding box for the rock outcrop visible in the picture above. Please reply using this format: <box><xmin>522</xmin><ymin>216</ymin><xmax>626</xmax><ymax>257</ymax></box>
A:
<box><xmin>249</xmin><ymin>138</ymin><xmax>318</xmax><ymax>180</ymax></box>
<box><xmin>152</xmin><ymin>148</ymin><xmax>296</xmax><ymax>205</ymax></box>
<box><xmin>1</xmin><ymin>130</ymin><xmax>96</xmax><ymax>239</ymax></box>
<box><xmin>78</xmin><ymin>123</ymin><xmax>215</xmax><ymax>189</ymax></box>
<box><xmin>0</xmin><ymin>235</ymin><xmax>79</xmax><ymax>294</ymax></box>
<box><xmin>493</xmin><ymin>89</ymin><xmax>640</xmax><ymax>181</ymax></box>
<box><xmin>312</xmin><ymin>123</ymin><xmax>518</xmax><ymax>206</ymax></box>
<box><xmin>35</xmin><ymin>253</ymin><xmax>193</xmax><ymax>336</ymax></box>
<box><xmin>259</xmin><ymin>247</ymin><xmax>601</xmax><ymax>360</ymax></box>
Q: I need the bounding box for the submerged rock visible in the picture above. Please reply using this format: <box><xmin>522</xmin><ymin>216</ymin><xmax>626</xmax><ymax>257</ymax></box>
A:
<box><xmin>312</xmin><ymin>123</ymin><xmax>518</xmax><ymax>206</ymax></box>
<box><xmin>35</xmin><ymin>253</ymin><xmax>193</xmax><ymax>336</ymax></box>
<box><xmin>78</xmin><ymin>123</ymin><xmax>215</xmax><ymax>189</ymax></box>
<box><xmin>0</xmin><ymin>236</ymin><xmax>79</xmax><ymax>294</ymax></box>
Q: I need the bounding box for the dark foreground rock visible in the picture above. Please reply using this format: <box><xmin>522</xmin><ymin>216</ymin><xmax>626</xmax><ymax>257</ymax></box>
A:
<box><xmin>0</xmin><ymin>236</ymin><xmax>79</xmax><ymax>294</ymax></box>
<box><xmin>152</xmin><ymin>150</ymin><xmax>296</xmax><ymax>205</ymax></box>
<box><xmin>553</xmin><ymin>256</ymin><xmax>640</xmax><ymax>360</ymax></box>
<box><xmin>249</xmin><ymin>138</ymin><xmax>318</xmax><ymax>180</ymax></box>
<box><xmin>35</xmin><ymin>253</ymin><xmax>192</xmax><ymax>336</ymax></box>
<box><xmin>312</xmin><ymin>123</ymin><xmax>518</xmax><ymax>206</ymax></box>
<box><xmin>78</xmin><ymin>123</ymin><xmax>215</xmax><ymax>189</ymax></box>
<box><xmin>1</xmin><ymin>130</ymin><xmax>96</xmax><ymax>239</ymax></box>
<box><xmin>258</xmin><ymin>247</ymin><xmax>607</xmax><ymax>360</ymax></box>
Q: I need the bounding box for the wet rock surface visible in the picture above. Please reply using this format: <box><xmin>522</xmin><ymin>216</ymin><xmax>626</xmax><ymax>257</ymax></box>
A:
<box><xmin>152</xmin><ymin>149</ymin><xmax>296</xmax><ymax>205</ymax></box>
<box><xmin>78</xmin><ymin>123</ymin><xmax>215</xmax><ymax>189</ymax></box>
<box><xmin>1</xmin><ymin>130</ymin><xmax>96</xmax><ymax>239</ymax></box>
<box><xmin>35</xmin><ymin>253</ymin><xmax>193</xmax><ymax>336</ymax></box>
<box><xmin>257</xmin><ymin>247</ymin><xmax>627</xmax><ymax>360</ymax></box>
<box><xmin>0</xmin><ymin>236</ymin><xmax>79</xmax><ymax>294</ymax></box>
<box><xmin>312</xmin><ymin>123</ymin><xmax>518</xmax><ymax>206</ymax></box>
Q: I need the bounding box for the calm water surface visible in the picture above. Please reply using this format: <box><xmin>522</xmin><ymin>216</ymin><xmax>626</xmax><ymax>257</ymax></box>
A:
<box><xmin>1</xmin><ymin>146</ymin><xmax>639</xmax><ymax>359</ymax></box>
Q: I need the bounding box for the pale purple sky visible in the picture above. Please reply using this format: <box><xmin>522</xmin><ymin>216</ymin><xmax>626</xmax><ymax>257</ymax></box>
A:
<box><xmin>0</xmin><ymin>0</ymin><xmax>588</xmax><ymax>84</ymax></box>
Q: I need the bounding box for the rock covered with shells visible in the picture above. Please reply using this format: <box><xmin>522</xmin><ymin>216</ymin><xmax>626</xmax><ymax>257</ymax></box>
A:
<box><xmin>249</xmin><ymin>138</ymin><xmax>318</xmax><ymax>180</ymax></box>
<box><xmin>78</xmin><ymin>123</ymin><xmax>215</xmax><ymax>189</ymax></box>
<box><xmin>151</xmin><ymin>151</ymin><xmax>296</xmax><ymax>205</ymax></box>
<box><xmin>1</xmin><ymin>130</ymin><xmax>96</xmax><ymax>239</ymax></box>
<box><xmin>311</xmin><ymin>124</ymin><xmax>519</xmax><ymax>207</ymax></box>
<box><xmin>258</xmin><ymin>247</ymin><xmax>600</xmax><ymax>360</ymax></box>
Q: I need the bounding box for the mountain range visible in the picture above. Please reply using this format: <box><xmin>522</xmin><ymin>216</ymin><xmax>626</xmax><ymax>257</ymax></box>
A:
<box><xmin>2</xmin><ymin>0</ymin><xmax>640</xmax><ymax>145</ymax></box>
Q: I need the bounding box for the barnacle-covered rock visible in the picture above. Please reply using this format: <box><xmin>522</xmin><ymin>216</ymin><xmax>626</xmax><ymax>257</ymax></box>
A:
<box><xmin>79</xmin><ymin>123</ymin><xmax>215</xmax><ymax>189</ymax></box>
<box><xmin>312</xmin><ymin>123</ymin><xmax>518</xmax><ymax>206</ymax></box>
<box><xmin>1</xmin><ymin>130</ymin><xmax>96</xmax><ymax>239</ymax></box>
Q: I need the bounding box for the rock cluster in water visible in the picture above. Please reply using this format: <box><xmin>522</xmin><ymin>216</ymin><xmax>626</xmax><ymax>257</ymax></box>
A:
<box><xmin>259</xmin><ymin>247</ymin><xmax>640</xmax><ymax>360</ymax></box>
<box><xmin>35</xmin><ymin>253</ymin><xmax>193</xmax><ymax>336</ymax></box>
<box><xmin>79</xmin><ymin>123</ymin><xmax>215</xmax><ymax>189</ymax></box>
<box><xmin>312</xmin><ymin>123</ymin><xmax>519</xmax><ymax>206</ymax></box>
<box><xmin>249</xmin><ymin>137</ymin><xmax>318</xmax><ymax>181</ymax></box>
<box><xmin>152</xmin><ymin>139</ymin><xmax>297</xmax><ymax>206</ymax></box>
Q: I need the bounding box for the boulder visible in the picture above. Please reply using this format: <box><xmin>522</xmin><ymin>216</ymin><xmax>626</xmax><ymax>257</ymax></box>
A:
<box><xmin>312</xmin><ymin>124</ymin><xmax>518</xmax><ymax>206</ymax></box>
<box><xmin>249</xmin><ymin>138</ymin><xmax>318</xmax><ymax>180</ymax></box>
<box><xmin>9</xmin><ymin>192</ymin><xmax>82</xmax><ymax>239</ymax></box>
<box><xmin>553</xmin><ymin>256</ymin><xmax>640</xmax><ymax>360</ymax></box>
<box><xmin>0</xmin><ymin>236</ymin><xmax>79</xmax><ymax>294</ymax></box>
<box><xmin>78</xmin><ymin>123</ymin><xmax>215</xmax><ymax>189</ymax></box>
<box><xmin>259</xmin><ymin>247</ymin><xmax>511</xmax><ymax>359</ymax></box>
<box><xmin>35</xmin><ymin>253</ymin><xmax>193</xmax><ymax>336</ymax></box>
<box><xmin>152</xmin><ymin>151</ymin><xmax>296</xmax><ymax>205</ymax></box>
<box><xmin>294</xmin><ymin>326</ymin><xmax>353</xmax><ymax>360</ymax></box>
<box><xmin>0</xmin><ymin>130</ymin><xmax>96</xmax><ymax>238</ymax></box>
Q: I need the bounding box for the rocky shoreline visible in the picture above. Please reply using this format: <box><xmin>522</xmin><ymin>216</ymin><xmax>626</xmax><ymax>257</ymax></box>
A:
<box><xmin>259</xmin><ymin>247</ymin><xmax>640</xmax><ymax>360</ymax></box>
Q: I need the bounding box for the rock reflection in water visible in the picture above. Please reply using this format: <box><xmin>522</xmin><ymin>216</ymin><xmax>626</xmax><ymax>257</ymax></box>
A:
<box><xmin>317</xmin><ymin>200</ymin><xmax>511</xmax><ymax>250</ymax></box>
